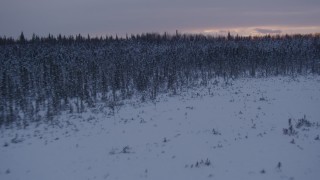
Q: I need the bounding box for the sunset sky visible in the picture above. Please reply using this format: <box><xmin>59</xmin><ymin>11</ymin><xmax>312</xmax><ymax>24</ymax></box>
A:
<box><xmin>1</xmin><ymin>0</ymin><xmax>320</xmax><ymax>38</ymax></box>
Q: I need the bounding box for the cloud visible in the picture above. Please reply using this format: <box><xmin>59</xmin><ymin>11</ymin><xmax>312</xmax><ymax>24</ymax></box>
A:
<box><xmin>1</xmin><ymin>0</ymin><xmax>319</xmax><ymax>37</ymax></box>
<box><xmin>195</xmin><ymin>26</ymin><xmax>320</xmax><ymax>36</ymax></box>
<box><xmin>254</xmin><ymin>28</ymin><xmax>282</xmax><ymax>34</ymax></box>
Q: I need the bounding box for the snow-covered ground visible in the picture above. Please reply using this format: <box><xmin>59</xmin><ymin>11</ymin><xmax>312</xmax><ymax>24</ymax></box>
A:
<box><xmin>1</xmin><ymin>76</ymin><xmax>320</xmax><ymax>180</ymax></box>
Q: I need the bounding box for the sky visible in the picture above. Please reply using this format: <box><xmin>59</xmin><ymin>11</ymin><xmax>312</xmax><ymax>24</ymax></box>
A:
<box><xmin>0</xmin><ymin>0</ymin><xmax>320</xmax><ymax>38</ymax></box>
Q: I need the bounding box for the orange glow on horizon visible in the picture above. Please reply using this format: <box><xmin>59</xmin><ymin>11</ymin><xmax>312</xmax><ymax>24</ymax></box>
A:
<box><xmin>184</xmin><ymin>26</ymin><xmax>320</xmax><ymax>36</ymax></box>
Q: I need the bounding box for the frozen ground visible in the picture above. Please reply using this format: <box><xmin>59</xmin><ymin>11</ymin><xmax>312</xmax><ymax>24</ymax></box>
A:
<box><xmin>1</xmin><ymin>76</ymin><xmax>320</xmax><ymax>180</ymax></box>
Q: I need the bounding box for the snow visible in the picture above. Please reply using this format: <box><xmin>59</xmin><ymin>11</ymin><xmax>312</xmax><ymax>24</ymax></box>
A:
<box><xmin>1</xmin><ymin>76</ymin><xmax>320</xmax><ymax>180</ymax></box>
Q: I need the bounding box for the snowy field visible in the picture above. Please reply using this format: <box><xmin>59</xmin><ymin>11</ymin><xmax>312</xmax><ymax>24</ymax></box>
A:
<box><xmin>1</xmin><ymin>76</ymin><xmax>320</xmax><ymax>180</ymax></box>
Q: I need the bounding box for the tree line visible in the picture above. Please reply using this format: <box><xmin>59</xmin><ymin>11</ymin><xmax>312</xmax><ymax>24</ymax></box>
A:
<box><xmin>0</xmin><ymin>32</ymin><xmax>320</xmax><ymax>127</ymax></box>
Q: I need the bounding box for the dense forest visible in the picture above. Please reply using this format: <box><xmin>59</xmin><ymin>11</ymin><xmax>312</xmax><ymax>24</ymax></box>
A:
<box><xmin>0</xmin><ymin>32</ymin><xmax>320</xmax><ymax>127</ymax></box>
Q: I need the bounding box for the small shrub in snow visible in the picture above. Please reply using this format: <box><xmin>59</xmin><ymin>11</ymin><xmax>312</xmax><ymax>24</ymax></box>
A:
<box><xmin>3</xmin><ymin>142</ymin><xmax>9</xmax><ymax>147</ymax></box>
<box><xmin>109</xmin><ymin>148</ymin><xmax>118</xmax><ymax>155</ymax></box>
<box><xmin>11</xmin><ymin>134</ymin><xmax>24</xmax><ymax>144</ymax></box>
<box><xmin>109</xmin><ymin>146</ymin><xmax>133</xmax><ymax>154</ymax></box>
<box><xmin>315</xmin><ymin>135</ymin><xmax>319</xmax><ymax>140</ymax></box>
<box><xmin>295</xmin><ymin>116</ymin><xmax>313</xmax><ymax>129</ymax></box>
<box><xmin>277</xmin><ymin>162</ymin><xmax>282</xmax><ymax>170</ymax></box>
<box><xmin>213</xmin><ymin>144</ymin><xmax>223</xmax><ymax>149</ymax></box>
<box><xmin>283</xmin><ymin>126</ymin><xmax>297</xmax><ymax>136</ymax></box>
<box><xmin>163</xmin><ymin>137</ymin><xmax>168</xmax><ymax>143</ymax></box>
<box><xmin>186</xmin><ymin>106</ymin><xmax>194</xmax><ymax>110</ymax></box>
<box><xmin>212</xmin><ymin>128</ymin><xmax>221</xmax><ymax>135</ymax></box>
<box><xmin>259</xmin><ymin>97</ymin><xmax>267</xmax><ymax>101</ymax></box>
<box><xmin>121</xmin><ymin>146</ymin><xmax>132</xmax><ymax>154</ymax></box>
<box><xmin>204</xmin><ymin>159</ymin><xmax>211</xmax><ymax>166</ymax></box>
<box><xmin>284</xmin><ymin>116</ymin><xmax>316</xmax><ymax>137</ymax></box>
<box><xmin>283</xmin><ymin>118</ymin><xmax>298</xmax><ymax>136</ymax></box>
<box><xmin>140</xmin><ymin>119</ymin><xmax>146</xmax><ymax>123</ymax></box>
<box><xmin>290</xmin><ymin>139</ymin><xmax>295</xmax><ymax>144</ymax></box>
<box><xmin>188</xmin><ymin>158</ymin><xmax>211</xmax><ymax>168</ymax></box>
